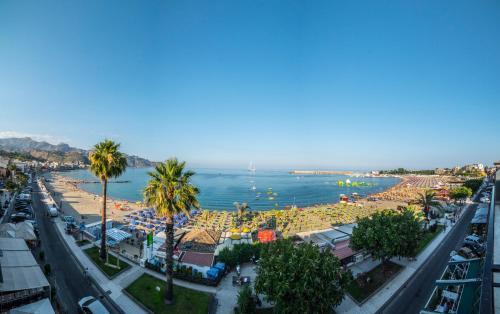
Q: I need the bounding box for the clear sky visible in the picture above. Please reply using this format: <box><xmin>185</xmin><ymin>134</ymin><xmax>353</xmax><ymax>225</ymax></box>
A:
<box><xmin>1</xmin><ymin>1</ymin><xmax>500</xmax><ymax>170</ymax></box>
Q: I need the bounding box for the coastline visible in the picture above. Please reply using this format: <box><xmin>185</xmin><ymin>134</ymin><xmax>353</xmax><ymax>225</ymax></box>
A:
<box><xmin>41</xmin><ymin>170</ymin><xmax>408</xmax><ymax>227</ymax></box>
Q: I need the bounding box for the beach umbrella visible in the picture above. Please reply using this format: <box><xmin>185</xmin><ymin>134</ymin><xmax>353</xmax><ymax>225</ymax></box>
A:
<box><xmin>130</xmin><ymin>220</ymin><xmax>138</xmax><ymax>225</ymax></box>
<box><xmin>139</xmin><ymin>213</ymin><xmax>146</xmax><ymax>217</ymax></box>
<box><xmin>146</xmin><ymin>224</ymin><xmax>155</xmax><ymax>229</ymax></box>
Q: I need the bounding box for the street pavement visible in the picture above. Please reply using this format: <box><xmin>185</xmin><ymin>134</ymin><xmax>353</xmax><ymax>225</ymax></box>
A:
<box><xmin>31</xmin><ymin>182</ymin><xmax>118</xmax><ymax>313</ymax></box>
<box><xmin>378</xmin><ymin>192</ymin><xmax>483</xmax><ymax>314</ymax></box>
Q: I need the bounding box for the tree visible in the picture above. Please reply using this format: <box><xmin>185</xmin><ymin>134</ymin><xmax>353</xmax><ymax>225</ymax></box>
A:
<box><xmin>233</xmin><ymin>202</ymin><xmax>249</xmax><ymax>226</ymax></box>
<box><xmin>143</xmin><ymin>158</ymin><xmax>200</xmax><ymax>304</ymax></box>
<box><xmin>89</xmin><ymin>140</ymin><xmax>127</xmax><ymax>260</ymax></box>
<box><xmin>235</xmin><ymin>285</ymin><xmax>256</xmax><ymax>314</ymax></box>
<box><xmin>4</xmin><ymin>180</ymin><xmax>17</xmax><ymax>192</ymax></box>
<box><xmin>450</xmin><ymin>186</ymin><xmax>472</xmax><ymax>204</ymax></box>
<box><xmin>255</xmin><ymin>239</ymin><xmax>350</xmax><ymax>313</ymax></box>
<box><xmin>417</xmin><ymin>190</ymin><xmax>443</xmax><ymax>218</ymax></box>
<box><xmin>351</xmin><ymin>209</ymin><xmax>422</xmax><ymax>266</ymax></box>
<box><xmin>15</xmin><ymin>172</ymin><xmax>28</xmax><ymax>188</ymax></box>
<box><xmin>463</xmin><ymin>179</ymin><xmax>483</xmax><ymax>194</ymax></box>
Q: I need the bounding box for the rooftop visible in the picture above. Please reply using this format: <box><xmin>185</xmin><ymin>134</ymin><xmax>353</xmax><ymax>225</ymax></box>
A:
<box><xmin>0</xmin><ymin>238</ymin><xmax>49</xmax><ymax>292</ymax></box>
<box><xmin>180</xmin><ymin>251</ymin><xmax>214</xmax><ymax>268</ymax></box>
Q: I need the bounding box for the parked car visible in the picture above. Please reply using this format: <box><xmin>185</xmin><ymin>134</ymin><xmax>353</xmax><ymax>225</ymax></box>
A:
<box><xmin>457</xmin><ymin>247</ymin><xmax>478</xmax><ymax>259</ymax></box>
<box><xmin>78</xmin><ymin>296</ymin><xmax>110</xmax><ymax>314</ymax></box>
<box><xmin>464</xmin><ymin>235</ymin><xmax>483</xmax><ymax>246</ymax></box>
<box><xmin>10</xmin><ymin>212</ymin><xmax>31</xmax><ymax>223</ymax></box>
<box><xmin>463</xmin><ymin>242</ymin><xmax>485</xmax><ymax>257</ymax></box>
<box><xmin>480</xmin><ymin>197</ymin><xmax>490</xmax><ymax>204</ymax></box>
<box><xmin>449</xmin><ymin>254</ymin><xmax>467</xmax><ymax>262</ymax></box>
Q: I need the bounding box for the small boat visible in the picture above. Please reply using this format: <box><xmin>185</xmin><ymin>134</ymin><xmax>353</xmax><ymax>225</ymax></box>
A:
<box><xmin>268</xmin><ymin>196</ymin><xmax>275</xmax><ymax>201</ymax></box>
<box><xmin>251</xmin><ymin>185</ymin><xmax>256</xmax><ymax>191</ymax></box>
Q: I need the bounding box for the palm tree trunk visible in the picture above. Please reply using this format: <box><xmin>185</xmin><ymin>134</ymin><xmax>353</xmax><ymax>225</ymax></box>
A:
<box><xmin>164</xmin><ymin>216</ymin><xmax>174</xmax><ymax>304</ymax></box>
<box><xmin>99</xmin><ymin>179</ymin><xmax>108</xmax><ymax>260</ymax></box>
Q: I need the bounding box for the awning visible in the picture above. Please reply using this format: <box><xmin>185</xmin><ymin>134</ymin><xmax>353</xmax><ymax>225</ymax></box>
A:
<box><xmin>106</xmin><ymin>228</ymin><xmax>131</xmax><ymax>243</ymax></box>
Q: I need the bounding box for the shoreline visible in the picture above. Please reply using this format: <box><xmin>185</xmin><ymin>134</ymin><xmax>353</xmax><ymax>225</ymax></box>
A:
<box><xmin>41</xmin><ymin>171</ymin><xmax>407</xmax><ymax>225</ymax></box>
<box><xmin>56</xmin><ymin>169</ymin><xmax>403</xmax><ymax>211</ymax></box>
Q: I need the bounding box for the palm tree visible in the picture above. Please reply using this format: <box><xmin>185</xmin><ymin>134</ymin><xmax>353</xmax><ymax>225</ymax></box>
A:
<box><xmin>417</xmin><ymin>190</ymin><xmax>443</xmax><ymax>219</ymax></box>
<box><xmin>143</xmin><ymin>158</ymin><xmax>199</xmax><ymax>304</ymax></box>
<box><xmin>233</xmin><ymin>202</ymin><xmax>250</xmax><ymax>226</ymax></box>
<box><xmin>89</xmin><ymin>140</ymin><xmax>127</xmax><ymax>260</ymax></box>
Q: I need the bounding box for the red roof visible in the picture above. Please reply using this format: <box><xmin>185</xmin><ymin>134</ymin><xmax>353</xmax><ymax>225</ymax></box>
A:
<box><xmin>180</xmin><ymin>251</ymin><xmax>214</xmax><ymax>267</ymax></box>
<box><xmin>333</xmin><ymin>239</ymin><xmax>355</xmax><ymax>260</ymax></box>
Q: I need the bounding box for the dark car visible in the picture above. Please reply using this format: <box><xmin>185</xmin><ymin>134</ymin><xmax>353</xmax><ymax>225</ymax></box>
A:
<box><xmin>15</xmin><ymin>204</ymin><xmax>31</xmax><ymax>211</ymax></box>
<box><xmin>11</xmin><ymin>212</ymin><xmax>32</xmax><ymax>222</ymax></box>
<box><xmin>463</xmin><ymin>243</ymin><xmax>485</xmax><ymax>257</ymax></box>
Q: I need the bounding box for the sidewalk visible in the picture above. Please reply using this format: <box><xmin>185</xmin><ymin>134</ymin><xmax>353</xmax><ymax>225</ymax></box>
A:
<box><xmin>335</xmin><ymin>204</ymin><xmax>472</xmax><ymax>314</ymax></box>
<box><xmin>53</xmin><ymin>217</ymin><xmax>147</xmax><ymax>314</ymax></box>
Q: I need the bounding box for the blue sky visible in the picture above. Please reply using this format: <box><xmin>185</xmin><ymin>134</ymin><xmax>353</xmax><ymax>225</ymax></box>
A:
<box><xmin>1</xmin><ymin>1</ymin><xmax>500</xmax><ymax>170</ymax></box>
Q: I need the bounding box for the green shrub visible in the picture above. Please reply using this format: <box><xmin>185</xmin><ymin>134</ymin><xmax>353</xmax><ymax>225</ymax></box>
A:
<box><xmin>235</xmin><ymin>285</ymin><xmax>256</xmax><ymax>314</ymax></box>
<box><xmin>463</xmin><ymin>179</ymin><xmax>483</xmax><ymax>194</ymax></box>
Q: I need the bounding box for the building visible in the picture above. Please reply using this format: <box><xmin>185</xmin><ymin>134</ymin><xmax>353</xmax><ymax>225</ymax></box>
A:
<box><xmin>9</xmin><ymin>298</ymin><xmax>55</xmax><ymax>314</ymax></box>
<box><xmin>178</xmin><ymin>229</ymin><xmax>221</xmax><ymax>253</ymax></box>
<box><xmin>296</xmin><ymin>224</ymin><xmax>366</xmax><ymax>266</ymax></box>
<box><xmin>0</xmin><ymin>238</ymin><xmax>50</xmax><ymax>312</ymax></box>
<box><xmin>178</xmin><ymin>251</ymin><xmax>215</xmax><ymax>275</ymax></box>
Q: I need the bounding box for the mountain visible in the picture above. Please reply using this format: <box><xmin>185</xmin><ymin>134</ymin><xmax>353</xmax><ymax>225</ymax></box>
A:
<box><xmin>0</xmin><ymin>137</ymin><xmax>156</xmax><ymax>167</ymax></box>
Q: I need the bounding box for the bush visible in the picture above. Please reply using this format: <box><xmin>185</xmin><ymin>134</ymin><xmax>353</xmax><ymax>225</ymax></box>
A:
<box><xmin>428</xmin><ymin>224</ymin><xmax>437</xmax><ymax>233</ymax></box>
<box><xmin>218</xmin><ymin>243</ymin><xmax>263</xmax><ymax>268</ymax></box>
<box><xmin>235</xmin><ymin>285</ymin><xmax>256</xmax><ymax>314</ymax></box>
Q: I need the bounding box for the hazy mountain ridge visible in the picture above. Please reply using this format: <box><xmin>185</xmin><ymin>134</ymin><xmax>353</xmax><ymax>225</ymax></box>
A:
<box><xmin>0</xmin><ymin>137</ymin><xmax>155</xmax><ymax>167</ymax></box>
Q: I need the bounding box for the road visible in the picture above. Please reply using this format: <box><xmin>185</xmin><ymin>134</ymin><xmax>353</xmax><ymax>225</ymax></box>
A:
<box><xmin>378</xmin><ymin>192</ymin><xmax>483</xmax><ymax>314</ymax></box>
<box><xmin>31</xmin><ymin>182</ymin><xmax>118</xmax><ymax>313</ymax></box>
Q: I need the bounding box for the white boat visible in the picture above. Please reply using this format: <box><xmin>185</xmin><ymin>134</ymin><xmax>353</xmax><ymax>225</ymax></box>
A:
<box><xmin>248</xmin><ymin>161</ymin><xmax>256</xmax><ymax>174</ymax></box>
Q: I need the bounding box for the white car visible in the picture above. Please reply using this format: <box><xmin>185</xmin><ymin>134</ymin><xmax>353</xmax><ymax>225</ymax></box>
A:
<box><xmin>464</xmin><ymin>235</ymin><xmax>483</xmax><ymax>246</ymax></box>
<box><xmin>78</xmin><ymin>296</ymin><xmax>110</xmax><ymax>314</ymax></box>
<box><xmin>480</xmin><ymin>197</ymin><xmax>490</xmax><ymax>204</ymax></box>
<box><xmin>450</xmin><ymin>254</ymin><xmax>466</xmax><ymax>262</ymax></box>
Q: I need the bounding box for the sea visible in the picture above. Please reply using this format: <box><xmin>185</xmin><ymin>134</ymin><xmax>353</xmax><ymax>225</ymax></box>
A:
<box><xmin>58</xmin><ymin>168</ymin><xmax>400</xmax><ymax>211</ymax></box>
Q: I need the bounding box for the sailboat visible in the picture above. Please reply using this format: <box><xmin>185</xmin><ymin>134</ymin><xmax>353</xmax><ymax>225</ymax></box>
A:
<box><xmin>248</xmin><ymin>161</ymin><xmax>256</xmax><ymax>174</ymax></box>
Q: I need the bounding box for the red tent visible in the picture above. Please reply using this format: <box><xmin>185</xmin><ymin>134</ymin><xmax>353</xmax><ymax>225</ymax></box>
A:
<box><xmin>258</xmin><ymin>230</ymin><xmax>276</xmax><ymax>243</ymax></box>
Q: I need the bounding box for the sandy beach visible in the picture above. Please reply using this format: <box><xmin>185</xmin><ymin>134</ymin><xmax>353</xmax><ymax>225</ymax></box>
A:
<box><xmin>40</xmin><ymin>171</ymin><xmax>414</xmax><ymax>231</ymax></box>
<box><xmin>42</xmin><ymin>172</ymin><xmax>141</xmax><ymax>224</ymax></box>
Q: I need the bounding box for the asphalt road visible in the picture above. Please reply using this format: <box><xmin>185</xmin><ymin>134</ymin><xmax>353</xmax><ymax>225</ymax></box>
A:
<box><xmin>378</xmin><ymin>192</ymin><xmax>483</xmax><ymax>314</ymax></box>
<box><xmin>31</xmin><ymin>182</ymin><xmax>118</xmax><ymax>314</ymax></box>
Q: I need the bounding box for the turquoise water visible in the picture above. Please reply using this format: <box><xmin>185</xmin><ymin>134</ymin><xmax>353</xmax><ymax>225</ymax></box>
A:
<box><xmin>59</xmin><ymin>168</ymin><xmax>400</xmax><ymax>210</ymax></box>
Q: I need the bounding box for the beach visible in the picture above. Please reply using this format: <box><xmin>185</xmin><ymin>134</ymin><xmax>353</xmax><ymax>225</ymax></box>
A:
<box><xmin>41</xmin><ymin>172</ymin><xmax>141</xmax><ymax>224</ymax></box>
<box><xmin>40</xmin><ymin>170</ymin><xmax>416</xmax><ymax>232</ymax></box>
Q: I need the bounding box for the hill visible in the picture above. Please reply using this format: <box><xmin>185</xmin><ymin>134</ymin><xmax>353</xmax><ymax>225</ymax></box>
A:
<box><xmin>0</xmin><ymin>137</ymin><xmax>155</xmax><ymax>167</ymax></box>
